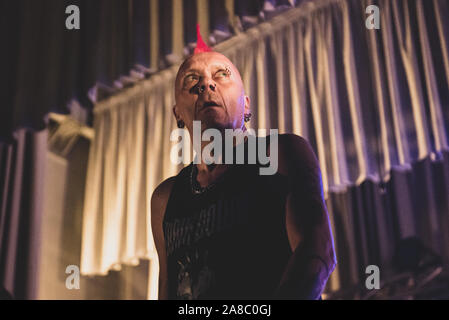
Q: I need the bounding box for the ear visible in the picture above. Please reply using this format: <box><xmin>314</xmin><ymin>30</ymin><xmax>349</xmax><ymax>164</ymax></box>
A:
<box><xmin>244</xmin><ymin>95</ymin><xmax>250</xmax><ymax>113</ymax></box>
<box><xmin>172</xmin><ymin>105</ymin><xmax>182</xmax><ymax>122</ymax></box>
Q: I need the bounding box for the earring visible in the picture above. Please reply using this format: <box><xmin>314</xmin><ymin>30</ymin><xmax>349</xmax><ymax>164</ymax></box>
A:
<box><xmin>244</xmin><ymin>113</ymin><xmax>252</xmax><ymax>122</ymax></box>
<box><xmin>177</xmin><ymin>120</ymin><xmax>185</xmax><ymax>128</ymax></box>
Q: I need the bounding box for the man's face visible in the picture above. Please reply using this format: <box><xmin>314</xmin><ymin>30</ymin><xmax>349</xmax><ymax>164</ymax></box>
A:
<box><xmin>173</xmin><ymin>52</ymin><xmax>250</xmax><ymax>134</ymax></box>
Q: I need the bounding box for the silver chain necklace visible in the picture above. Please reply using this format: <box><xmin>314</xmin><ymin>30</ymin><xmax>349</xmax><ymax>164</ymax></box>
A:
<box><xmin>190</xmin><ymin>164</ymin><xmax>218</xmax><ymax>195</ymax></box>
<box><xmin>189</xmin><ymin>135</ymin><xmax>249</xmax><ymax>195</ymax></box>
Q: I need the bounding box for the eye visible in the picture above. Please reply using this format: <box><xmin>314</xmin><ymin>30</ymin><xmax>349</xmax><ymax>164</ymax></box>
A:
<box><xmin>185</xmin><ymin>74</ymin><xmax>199</xmax><ymax>82</ymax></box>
<box><xmin>183</xmin><ymin>74</ymin><xmax>199</xmax><ymax>88</ymax></box>
<box><xmin>215</xmin><ymin>69</ymin><xmax>230</xmax><ymax>78</ymax></box>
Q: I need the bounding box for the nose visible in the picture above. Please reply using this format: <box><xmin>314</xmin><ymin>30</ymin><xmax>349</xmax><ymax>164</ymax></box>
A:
<box><xmin>197</xmin><ymin>78</ymin><xmax>216</xmax><ymax>94</ymax></box>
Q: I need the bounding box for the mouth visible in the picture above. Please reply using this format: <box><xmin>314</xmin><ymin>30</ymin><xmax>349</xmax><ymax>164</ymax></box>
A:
<box><xmin>199</xmin><ymin>100</ymin><xmax>221</xmax><ymax>111</ymax></box>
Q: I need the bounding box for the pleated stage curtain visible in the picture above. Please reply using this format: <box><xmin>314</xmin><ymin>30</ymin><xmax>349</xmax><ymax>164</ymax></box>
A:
<box><xmin>0</xmin><ymin>129</ymin><xmax>48</xmax><ymax>299</ymax></box>
<box><xmin>0</xmin><ymin>0</ymin><xmax>305</xmax><ymax>143</ymax></box>
<box><xmin>80</xmin><ymin>0</ymin><xmax>449</xmax><ymax>298</ymax></box>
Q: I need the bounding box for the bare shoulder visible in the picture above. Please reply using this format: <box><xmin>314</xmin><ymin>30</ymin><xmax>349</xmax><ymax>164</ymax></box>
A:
<box><xmin>276</xmin><ymin>133</ymin><xmax>319</xmax><ymax>176</ymax></box>
<box><xmin>151</xmin><ymin>176</ymin><xmax>177</xmax><ymax>222</ymax></box>
<box><xmin>152</xmin><ymin>176</ymin><xmax>176</xmax><ymax>202</ymax></box>
<box><xmin>151</xmin><ymin>176</ymin><xmax>176</xmax><ymax>300</ymax></box>
<box><xmin>277</xmin><ymin>133</ymin><xmax>314</xmax><ymax>153</ymax></box>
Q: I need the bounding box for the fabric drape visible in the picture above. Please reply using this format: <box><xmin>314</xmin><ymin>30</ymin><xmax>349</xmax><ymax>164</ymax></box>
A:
<box><xmin>0</xmin><ymin>129</ymin><xmax>48</xmax><ymax>299</ymax></box>
<box><xmin>81</xmin><ymin>0</ymin><xmax>449</xmax><ymax>298</ymax></box>
<box><xmin>0</xmin><ymin>0</ymin><xmax>303</xmax><ymax>142</ymax></box>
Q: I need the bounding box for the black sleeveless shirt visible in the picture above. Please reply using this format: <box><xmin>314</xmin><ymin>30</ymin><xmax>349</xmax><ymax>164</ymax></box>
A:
<box><xmin>162</xmin><ymin>136</ymin><xmax>292</xmax><ymax>299</ymax></box>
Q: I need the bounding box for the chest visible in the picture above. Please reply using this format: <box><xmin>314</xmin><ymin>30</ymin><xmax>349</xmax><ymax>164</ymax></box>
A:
<box><xmin>163</xmin><ymin>171</ymin><xmax>289</xmax><ymax>256</ymax></box>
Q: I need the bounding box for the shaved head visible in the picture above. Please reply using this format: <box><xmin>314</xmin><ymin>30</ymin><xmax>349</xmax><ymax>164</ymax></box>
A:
<box><xmin>173</xmin><ymin>51</ymin><xmax>250</xmax><ymax>135</ymax></box>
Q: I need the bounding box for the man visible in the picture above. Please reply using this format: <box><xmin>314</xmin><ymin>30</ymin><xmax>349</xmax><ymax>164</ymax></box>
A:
<box><xmin>151</xmin><ymin>50</ymin><xmax>336</xmax><ymax>300</ymax></box>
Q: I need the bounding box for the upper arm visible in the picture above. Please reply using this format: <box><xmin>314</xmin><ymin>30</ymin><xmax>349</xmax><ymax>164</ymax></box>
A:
<box><xmin>278</xmin><ymin>134</ymin><xmax>336</xmax><ymax>272</ymax></box>
<box><xmin>151</xmin><ymin>177</ymin><xmax>176</xmax><ymax>300</ymax></box>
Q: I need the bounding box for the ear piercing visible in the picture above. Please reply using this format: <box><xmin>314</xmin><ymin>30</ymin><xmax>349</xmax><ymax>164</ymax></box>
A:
<box><xmin>244</xmin><ymin>113</ymin><xmax>252</xmax><ymax>122</ymax></box>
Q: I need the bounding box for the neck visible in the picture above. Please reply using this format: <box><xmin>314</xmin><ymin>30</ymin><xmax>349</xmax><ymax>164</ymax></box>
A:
<box><xmin>194</xmin><ymin>124</ymin><xmax>248</xmax><ymax>174</ymax></box>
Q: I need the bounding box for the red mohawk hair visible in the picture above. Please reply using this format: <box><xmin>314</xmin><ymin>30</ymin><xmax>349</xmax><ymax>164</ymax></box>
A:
<box><xmin>194</xmin><ymin>23</ymin><xmax>213</xmax><ymax>54</ymax></box>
